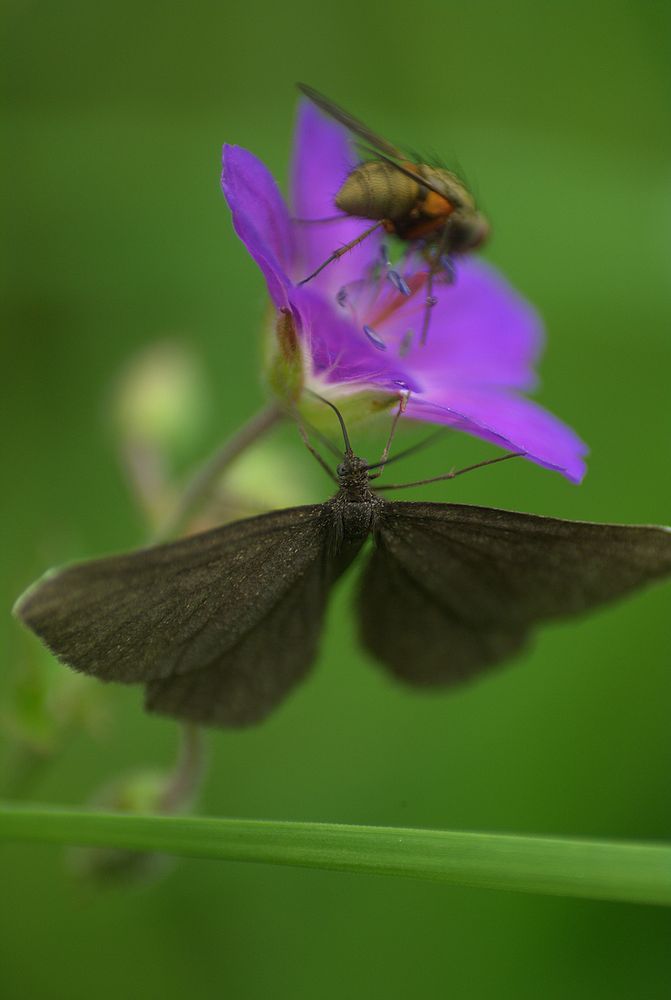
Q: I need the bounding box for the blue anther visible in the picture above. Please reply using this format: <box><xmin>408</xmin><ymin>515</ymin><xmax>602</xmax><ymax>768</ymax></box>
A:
<box><xmin>388</xmin><ymin>270</ymin><xmax>411</xmax><ymax>296</ymax></box>
<box><xmin>363</xmin><ymin>325</ymin><xmax>387</xmax><ymax>351</ymax></box>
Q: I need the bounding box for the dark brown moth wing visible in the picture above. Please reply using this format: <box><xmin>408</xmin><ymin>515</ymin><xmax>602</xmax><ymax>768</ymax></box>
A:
<box><xmin>14</xmin><ymin>506</ymin><xmax>331</xmax><ymax>686</ymax></box>
<box><xmin>358</xmin><ymin>538</ymin><xmax>528</xmax><ymax>686</ymax></box>
<box><xmin>144</xmin><ymin>548</ymin><xmax>330</xmax><ymax>726</ymax></box>
<box><xmin>358</xmin><ymin>502</ymin><xmax>671</xmax><ymax>687</ymax></box>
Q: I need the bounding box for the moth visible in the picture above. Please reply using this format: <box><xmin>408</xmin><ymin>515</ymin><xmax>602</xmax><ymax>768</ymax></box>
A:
<box><xmin>14</xmin><ymin>411</ymin><xmax>671</xmax><ymax>728</ymax></box>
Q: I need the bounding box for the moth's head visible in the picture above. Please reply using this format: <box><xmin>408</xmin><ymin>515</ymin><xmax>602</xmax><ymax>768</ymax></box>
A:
<box><xmin>336</xmin><ymin>453</ymin><xmax>369</xmax><ymax>486</ymax></box>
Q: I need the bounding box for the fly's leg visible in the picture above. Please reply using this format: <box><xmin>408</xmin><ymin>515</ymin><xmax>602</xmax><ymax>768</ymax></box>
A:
<box><xmin>419</xmin><ymin>224</ymin><xmax>453</xmax><ymax>346</ymax></box>
<box><xmin>298</xmin><ymin>221</ymin><xmax>384</xmax><ymax>285</ymax></box>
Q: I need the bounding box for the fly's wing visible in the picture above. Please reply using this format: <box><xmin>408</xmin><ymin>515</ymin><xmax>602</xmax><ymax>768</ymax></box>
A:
<box><xmin>14</xmin><ymin>505</ymin><xmax>352</xmax><ymax>725</ymax></box>
<box><xmin>296</xmin><ymin>83</ymin><xmax>450</xmax><ymax>202</ymax></box>
<box><xmin>358</xmin><ymin>502</ymin><xmax>671</xmax><ymax>687</ymax></box>
<box><xmin>297</xmin><ymin>83</ymin><xmax>405</xmax><ymax>160</ymax></box>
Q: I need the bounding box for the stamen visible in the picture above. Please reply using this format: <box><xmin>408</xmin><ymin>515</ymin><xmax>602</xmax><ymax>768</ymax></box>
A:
<box><xmin>336</xmin><ymin>286</ymin><xmax>348</xmax><ymax>307</ymax></box>
<box><xmin>426</xmin><ymin>295</ymin><xmax>438</xmax><ymax>307</ymax></box>
<box><xmin>363</xmin><ymin>325</ymin><xmax>387</xmax><ymax>351</ymax></box>
<box><xmin>387</xmin><ymin>270</ymin><xmax>411</xmax><ymax>296</ymax></box>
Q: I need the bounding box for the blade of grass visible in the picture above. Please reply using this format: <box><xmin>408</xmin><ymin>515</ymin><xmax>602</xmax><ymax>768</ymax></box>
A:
<box><xmin>1</xmin><ymin>804</ymin><xmax>669</xmax><ymax>906</ymax></box>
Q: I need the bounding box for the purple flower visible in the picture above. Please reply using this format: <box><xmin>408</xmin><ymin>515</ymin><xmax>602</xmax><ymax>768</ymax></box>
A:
<box><xmin>221</xmin><ymin>101</ymin><xmax>588</xmax><ymax>483</ymax></box>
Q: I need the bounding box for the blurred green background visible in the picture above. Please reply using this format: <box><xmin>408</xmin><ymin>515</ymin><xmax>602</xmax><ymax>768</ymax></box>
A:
<box><xmin>2</xmin><ymin>1</ymin><xmax>671</xmax><ymax>996</ymax></box>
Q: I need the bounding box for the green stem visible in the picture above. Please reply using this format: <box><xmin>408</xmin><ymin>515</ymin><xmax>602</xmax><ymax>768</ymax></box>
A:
<box><xmin>152</xmin><ymin>401</ymin><xmax>284</xmax><ymax>542</ymax></box>
<box><xmin>149</xmin><ymin>404</ymin><xmax>284</xmax><ymax>805</ymax></box>
<box><xmin>1</xmin><ymin>805</ymin><xmax>670</xmax><ymax>906</ymax></box>
<box><xmin>158</xmin><ymin>724</ymin><xmax>205</xmax><ymax>813</ymax></box>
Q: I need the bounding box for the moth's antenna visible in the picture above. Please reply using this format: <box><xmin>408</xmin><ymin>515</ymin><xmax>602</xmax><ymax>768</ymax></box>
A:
<box><xmin>295</xmin><ymin>418</ymin><xmax>338</xmax><ymax>483</ymax></box>
<box><xmin>373</xmin><ymin>451</ymin><xmax>525</xmax><ymax>491</ymax></box>
<box><xmin>368</xmin><ymin>393</ymin><xmax>408</xmax><ymax>479</ymax></box>
<box><xmin>306</xmin><ymin>390</ymin><xmax>353</xmax><ymax>456</ymax></box>
<box><xmin>301</xmin><ymin>418</ymin><xmax>342</xmax><ymax>459</ymax></box>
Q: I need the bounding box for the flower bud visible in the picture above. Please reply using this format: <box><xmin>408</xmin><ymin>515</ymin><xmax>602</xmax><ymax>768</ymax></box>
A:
<box><xmin>266</xmin><ymin>307</ymin><xmax>304</xmax><ymax>404</ymax></box>
<box><xmin>2</xmin><ymin>653</ymin><xmax>109</xmax><ymax>797</ymax></box>
<box><xmin>112</xmin><ymin>340</ymin><xmax>208</xmax><ymax>457</ymax></box>
<box><xmin>68</xmin><ymin>770</ymin><xmax>177</xmax><ymax>885</ymax></box>
<box><xmin>69</xmin><ymin>726</ymin><xmax>203</xmax><ymax>886</ymax></box>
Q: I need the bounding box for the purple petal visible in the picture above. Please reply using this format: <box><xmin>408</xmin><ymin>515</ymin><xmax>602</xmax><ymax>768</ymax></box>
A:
<box><xmin>221</xmin><ymin>145</ymin><xmax>295</xmax><ymax>307</ymax></box>
<box><xmin>407</xmin><ymin>385</ymin><xmax>588</xmax><ymax>483</ymax></box>
<box><xmin>377</xmin><ymin>258</ymin><xmax>543</xmax><ymax>390</ymax></box>
<box><xmin>290</xmin><ymin>100</ymin><xmax>383</xmax><ymax>293</ymax></box>
<box><xmin>289</xmin><ymin>285</ymin><xmax>420</xmax><ymax>393</ymax></box>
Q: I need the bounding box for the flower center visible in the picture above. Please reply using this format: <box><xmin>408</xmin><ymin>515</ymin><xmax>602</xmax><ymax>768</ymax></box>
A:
<box><xmin>336</xmin><ymin>254</ymin><xmax>430</xmax><ymax>356</ymax></box>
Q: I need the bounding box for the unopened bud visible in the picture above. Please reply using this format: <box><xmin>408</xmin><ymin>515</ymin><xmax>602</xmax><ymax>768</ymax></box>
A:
<box><xmin>70</xmin><ymin>727</ymin><xmax>204</xmax><ymax>886</ymax></box>
<box><xmin>2</xmin><ymin>653</ymin><xmax>110</xmax><ymax>797</ymax></box>
<box><xmin>267</xmin><ymin>307</ymin><xmax>304</xmax><ymax>404</ymax></box>
<box><xmin>112</xmin><ymin>341</ymin><xmax>208</xmax><ymax>456</ymax></box>
<box><xmin>69</xmin><ymin>770</ymin><xmax>175</xmax><ymax>885</ymax></box>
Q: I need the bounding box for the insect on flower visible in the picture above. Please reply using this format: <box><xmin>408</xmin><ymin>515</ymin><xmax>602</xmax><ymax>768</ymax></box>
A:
<box><xmin>296</xmin><ymin>83</ymin><xmax>490</xmax><ymax>345</ymax></box>
<box><xmin>13</xmin><ymin>400</ymin><xmax>671</xmax><ymax>729</ymax></box>
<box><xmin>221</xmin><ymin>115</ymin><xmax>587</xmax><ymax>483</ymax></box>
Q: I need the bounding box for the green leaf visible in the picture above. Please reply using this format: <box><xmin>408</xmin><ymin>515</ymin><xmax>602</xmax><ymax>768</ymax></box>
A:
<box><xmin>1</xmin><ymin>804</ymin><xmax>670</xmax><ymax>905</ymax></box>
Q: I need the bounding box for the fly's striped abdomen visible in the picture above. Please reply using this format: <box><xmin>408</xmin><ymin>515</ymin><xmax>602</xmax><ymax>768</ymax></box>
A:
<box><xmin>336</xmin><ymin>161</ymin><xmax>420</xmax><ymax>222</ymax></box>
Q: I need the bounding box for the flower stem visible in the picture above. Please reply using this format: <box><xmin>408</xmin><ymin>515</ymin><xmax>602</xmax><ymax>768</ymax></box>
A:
<box><xmin>1</xmin><ymin>805</ymin><xmax>670</xmax><ymax>906</ymax></box>
<box><xmin>149</xmin><ymin>403</ymin><xmax>283</xmax><ymax>811</ymax></box>
<box><xmin>146</xmin><ymin>403</ymin><xmax>283</xmax><ymax>814</ymax></box>
<box><xmin>159</xmin><ymin>724</ymin><xmax>205</xmax><ymax>813</ymax></box>
<box><xmin>152</xmin><ymin>401</ymin><xmax>285</xmax><ymax>542</ymax></box>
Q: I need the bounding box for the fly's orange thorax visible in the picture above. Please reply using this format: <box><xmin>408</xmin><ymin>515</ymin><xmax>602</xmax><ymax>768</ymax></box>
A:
<box><xmin>385</xmin><ymin>189</ymin><xmax>455</xmax><ymax>240</ymax></box>
<box><xmin>421</xmin><ymin>189</ymin><xmax>455</xmax><ymax>219</ymax></box>
<box><xmin>403</xmin><ymin>189</ymin><xmax>455</xmax><ymax>240</ymax></box>
<box><xmin>385</xmin><ymin>162</ymin><xmax>456</xmax><ymax>239</ymax></box>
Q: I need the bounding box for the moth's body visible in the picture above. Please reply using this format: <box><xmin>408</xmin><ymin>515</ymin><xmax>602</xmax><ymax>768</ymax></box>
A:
<box><xmin>14</xmin><ymin>446</ymin><xmax>671</xmax><ymax>729</ymax></box>
<box><xmin>328</xmin><ymin>454</ymin><xmax>384</xmax><ymax>553</ymax></box>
